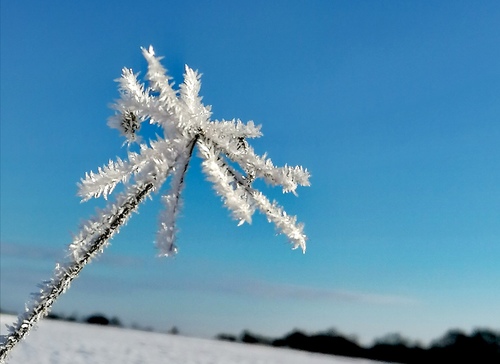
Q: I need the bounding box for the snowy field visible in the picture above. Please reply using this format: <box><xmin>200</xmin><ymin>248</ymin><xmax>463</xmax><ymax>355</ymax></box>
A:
<box><xmin>0</xmin><ymin>315</ymin><xmax>377</xmax><ymax>364</ymax></box>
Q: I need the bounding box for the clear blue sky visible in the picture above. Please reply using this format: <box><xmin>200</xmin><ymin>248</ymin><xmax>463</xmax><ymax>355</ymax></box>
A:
<box><xmin>1</xmin><ymin>1</ymin><xmax>499</xmax><ymax>345</ymax></box>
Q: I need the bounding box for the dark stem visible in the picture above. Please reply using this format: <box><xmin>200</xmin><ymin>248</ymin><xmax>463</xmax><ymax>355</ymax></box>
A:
<box><xmin>158</xmin><ymin>135</ymin><xmax>199</xmax><ymax>255</ymax></box>
<box><xmin>198</xmin><ymin>134</ymin><xmax>252</xmax><ymax>191</ymax></box>
<box><xmin>0</xmin><ymin>183</ymin><xmax>154</xmax><ymax>363</ymax></box>
<box><xmin>171</xmin><ymin>135</ymin><xmax>199</xmax><ymax>217</ymax></box>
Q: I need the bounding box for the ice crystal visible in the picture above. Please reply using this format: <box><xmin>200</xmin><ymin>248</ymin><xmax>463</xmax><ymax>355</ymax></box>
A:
<box><xmin>78</xmin><ymin>45</ymin><xmax>310</xmax><ymax>255</ymax></box>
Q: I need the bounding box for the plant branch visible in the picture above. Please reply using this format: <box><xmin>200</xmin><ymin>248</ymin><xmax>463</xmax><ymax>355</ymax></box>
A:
<box><xmin>156</xmin><ymin>136</ymin><xmax>198</xmax><ymax>255</ymax></box>
<box><xmin>0</xmin><ymin>183</ymin><xmax>154</xmax><ymax>363</ymax></box>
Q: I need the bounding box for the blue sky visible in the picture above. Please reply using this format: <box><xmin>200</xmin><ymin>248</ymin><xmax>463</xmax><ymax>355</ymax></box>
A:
<box><xmin>1</xmin><ymin>1</ymin><xmax>499</xmax><ymax>345</ymax></box>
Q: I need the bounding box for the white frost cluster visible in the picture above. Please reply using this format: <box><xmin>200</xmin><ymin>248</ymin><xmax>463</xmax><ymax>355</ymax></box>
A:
<box><xmin>78</xmin><ymin>46</ymin><xmax>310</xmax><ymax>255</ymax></box>
<box><xmin>0</xmin><ymin>47</ymin><xmax>311</xmax><ymax>361</ymax></box>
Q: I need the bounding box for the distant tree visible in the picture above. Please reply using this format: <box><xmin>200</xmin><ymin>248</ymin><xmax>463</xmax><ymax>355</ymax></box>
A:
<box><xmin>46</xmin><ymin>313</ymin><xmax>63</xmax><ymax>321</ymax></box>
<box><xmin>272</xmin><ymin>329</ymin><xmax>363</xmax><ymax>358</ymax></box>
<box><xmin>273</xmin><ymin>329</ymin><xmax>309</xmax><ymax>349</ymax></box>
<box><xmin>86</xmin><ymin>314</ymin><xmax>109</xmax><ymax>326</ymax></box>
<box><xmin>373</xmin><ymin>332</ymin><xmax>412</xmax><ymax>347</ymax></box>
<box><xmin>66</xmin><ymin>313</ymin><xmax>78</xmax><ymax>322</ymax></box>
<box><xmin>368</xmin><ymin>332</ymin><xmax>425</xmax><ymax>363</ymax></box>
<box><xmin>431</xmin><ymin>328</ymin><xmax>467</xmax><ymax>348</ymax></box>
<box><xmin>428</xmin><ymin>328</ymin><xmax>500</xmax><ymax>363</ymax></box>
<box><xmin>309</xmin><ymin>332</ymin><xmax>363</xmax><ymax>357</ymax></box>
<box><xmin>240</xmin><ymin>330</ymin><xmax>272</xmax><ymax>345</ymax></box>
<box><xmin>216</xmin><ymin>333</ymin><xmax>237</xmax><ymax>342</ymax></box>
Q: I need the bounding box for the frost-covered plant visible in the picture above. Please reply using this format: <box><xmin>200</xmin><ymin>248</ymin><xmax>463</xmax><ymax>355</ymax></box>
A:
<box><xmin>0</xmin><ymin>46</ymin><xmax>310</xmax><ymax>362</ymax></box>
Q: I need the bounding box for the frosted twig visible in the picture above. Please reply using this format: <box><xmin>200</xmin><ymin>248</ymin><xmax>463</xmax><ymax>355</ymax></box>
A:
<box><xmin>0</xmin><ymin>46</ymin><xmax>310</xmax><ymax>362</ymax></box>
<box><xmin>0</xmin><ymin>183</ymin><xmax>154</xmax><ymax>363</ymax></box>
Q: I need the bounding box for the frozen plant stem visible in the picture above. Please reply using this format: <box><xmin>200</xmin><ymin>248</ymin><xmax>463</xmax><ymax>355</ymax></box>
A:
<box><xmin>0</xmin><ymin>46</ymin><xmax>310</xmax><ymax>362</ymax></box>
<box><xmin>0</xmin><ymin>183</ymin><xmax>154</xmax><ymax>362</ymax></box>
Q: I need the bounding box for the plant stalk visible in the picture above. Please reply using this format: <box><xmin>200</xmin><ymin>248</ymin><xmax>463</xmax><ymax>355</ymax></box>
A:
<box><xmin>0</xmin><ymin>183</ymin><xmax>154</xmax><ymax>363</ymax></box>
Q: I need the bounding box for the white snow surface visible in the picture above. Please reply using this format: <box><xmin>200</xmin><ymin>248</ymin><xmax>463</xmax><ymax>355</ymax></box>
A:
<box><xmin>1</xmin><ymin>315</ymin><xmax>377</xmax><ymax>364</ymax></box>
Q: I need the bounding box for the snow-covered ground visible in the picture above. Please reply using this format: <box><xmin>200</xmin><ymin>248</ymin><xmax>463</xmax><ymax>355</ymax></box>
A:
<box><xmin>0</xmin><ymin>315</ymin><xmax>377</xmax><ymax>364</ymax></box>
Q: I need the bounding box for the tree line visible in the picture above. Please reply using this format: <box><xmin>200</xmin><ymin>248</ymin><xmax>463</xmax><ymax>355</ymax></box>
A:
<box><xmin>3</xmin><ymin>309</ymin><xmax>497</xmax><ymax>362</ymax></box>
<box><xmin>217</xmin><ymin>327</ymin><xmax>500</xmax><ymax>363</ymax></box>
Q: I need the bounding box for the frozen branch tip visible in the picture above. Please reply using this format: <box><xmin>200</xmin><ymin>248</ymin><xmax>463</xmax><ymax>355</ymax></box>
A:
<box><xmin>78</xmin><ymin>45</ymin><xmax>311</xmax><ymax>256</ymax></box>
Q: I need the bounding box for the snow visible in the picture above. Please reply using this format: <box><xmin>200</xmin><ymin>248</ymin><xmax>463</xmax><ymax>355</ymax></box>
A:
<box><xmin>1</xmin><ymin>315</ymin><xmax>377</xmax><ymax>364</ymax></box>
